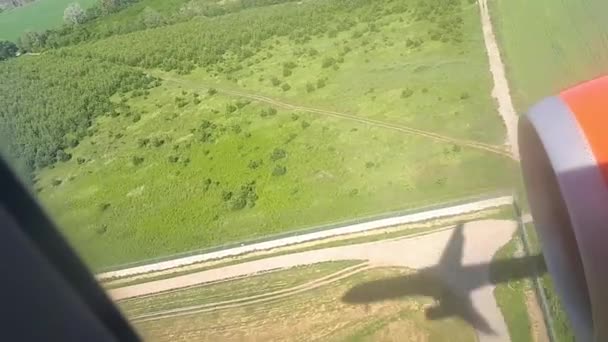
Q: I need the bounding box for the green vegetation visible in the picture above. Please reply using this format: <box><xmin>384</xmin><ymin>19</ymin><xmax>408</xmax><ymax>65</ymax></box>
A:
<box><xmin>0</xmin><ymin>0</ymin><xmax>96</xmax><ymax>41</ymax></box>
<box><xmin>489</xmin><ymin>0</ymin><xmax>608</xmax><ymax>111</ymax></box>
<box><xmin>492</xmin><ymin>234</ymin><xmax>532</xmax><ymax>342</ymax></box>
<box><xmin>131</xmin><ymin>266</ymin><xmax>476</xmax><ymax>341</ymax></box>
<box><xmin>1</xmin><ymin>0</ymin><xmax>516</xmax><ymax>269</ymax></box>
<box><xmin>524</xmin><ymin>223</ymin><xmax>574</xmax><ymax>342</ymax></box>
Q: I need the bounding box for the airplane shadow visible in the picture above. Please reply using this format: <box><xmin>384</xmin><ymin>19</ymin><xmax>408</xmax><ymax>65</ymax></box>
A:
<box><xmin>341</xmin><ymin>223</ymin><xmax>547</xmax><ymax>334</ymax></box>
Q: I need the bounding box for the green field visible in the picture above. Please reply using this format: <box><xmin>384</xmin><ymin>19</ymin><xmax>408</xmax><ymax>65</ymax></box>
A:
<box><xmin>0</xmin><ymin>0</ymin><xmax>516</xmax><ymax>270</ymax></box>
<box><xmin>489</xmin><ymin>0</ymin><xmax>608</xmax><ymax>111</ymax></box>
<box><xmin>125</xmin><ymin>264</ymin><xmax>476</xmax><ymax>341</ymax></box>
<box><xmin>0</xmin><ymin>0</ymin><xmax>96</xmax><ymax>41</ymax></box>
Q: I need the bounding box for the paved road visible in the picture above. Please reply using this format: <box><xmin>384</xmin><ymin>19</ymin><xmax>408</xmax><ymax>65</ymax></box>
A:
<box><xmin>98</xmin><ymin>196</ymin><xmax>513</xmax><ymax>279</ymax></box>
<box><xmin>478</xmin><ymin>0</ymin><xmax>519</xmax><ymax>159</ymax></box>
<box><xmin>111</xmin><ymin>219</ymin><xmax>516</xmax><ymax>342</ymax></box>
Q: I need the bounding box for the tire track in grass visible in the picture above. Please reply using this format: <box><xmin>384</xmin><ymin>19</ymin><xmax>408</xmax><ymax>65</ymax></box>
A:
<box><xmin>162</xmin><ymin>77</ymin><xmax>514</xmax><ymax>160</ymax></box>
<box><xmin>129</xmin><ymin>262</ymin><xmax>371</xmax><ymax>322</ymax></box>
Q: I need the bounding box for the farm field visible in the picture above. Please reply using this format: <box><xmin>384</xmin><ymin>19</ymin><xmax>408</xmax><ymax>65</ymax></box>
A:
<box><xmin>123</xmin><ymin>263</ymin><xmax>477</xmax><ymax>341</ymax></box>
<box><xmin>489</xmin><ymin>0</ymin><xmax>608</xmax><ymax>112</ymax></box>
<box><xmin>0</xmin><ymin>0</ymin><xmax>96</xmax><ymax>41</ymax></box>
<box><xmin>1</xmin><ymin>0</ymin><xmax>516</xmax><ymax>270</ymax></box>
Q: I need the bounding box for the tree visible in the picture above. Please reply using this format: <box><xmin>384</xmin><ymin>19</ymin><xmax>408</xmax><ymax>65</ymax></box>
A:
<box><xmin>16</xmin><ymin>31</ymin><xmax>45</xmax><ymax>52</ymax></box>
<box><xmin>64</xmin><ymin>3</ymin><xmax>87</xmax><ymax>25</ymax></box>
<box><xmin>99</xmin><ymin>0</ymin><xmax>119</xmax><ymax>14</ymax></box>
<box><xmin>141</xmin><ymin>7</ymin><xmax>164</xmax><ymax>28</ymax></box>
<box><xmin>0</xmin><ymin>41</ymin><xmax>18</xmax><ymax>61</ymax></box>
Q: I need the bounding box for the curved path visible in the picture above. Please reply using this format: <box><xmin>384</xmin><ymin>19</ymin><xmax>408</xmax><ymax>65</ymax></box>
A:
<box><xmin>112</xmin><ymin>219</ymin><xmax>517</xmax><ymax>342</ymax></box>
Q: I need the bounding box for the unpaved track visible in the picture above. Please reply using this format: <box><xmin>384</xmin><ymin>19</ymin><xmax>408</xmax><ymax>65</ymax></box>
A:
<box><xmin>112</xmin><ymin>220</ymin><xmax>516</xmax><ymax>342</ymax></box>
<box><xmin>99</xmin><ymin>196</ymin><xmax>513</xmax><ymax>279</ymax></box>
<box><xmin>130</xmin><ymin>263</ymin><xmax>371</xmax><ymax>322</ymax></box>
<box><xmin>478</xmin><ymin>0</ymin><xmax>519</xmax><ymax>159</ymax></box>
<box><xmin>163</xmin><ymin>77</ymin><xmax>513</xmax><ymax>159</ymax></box>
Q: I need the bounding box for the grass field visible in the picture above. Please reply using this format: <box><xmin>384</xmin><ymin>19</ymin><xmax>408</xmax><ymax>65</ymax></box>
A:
<box><xmin>125</xmin><ymin>264</ymin><xmax>476</xmax><ymax>341</ymax></box>
<box><xmin>489</xmin><ymin>0</ymin><xmax>608</xmax><ymax>112</ymax></box>
<box><xmin>491</xmin><ymin>234</ymin><xmax>532</xmax><ymax>342</ymax></box>
<box><xmin>0</xmin><ymin>0</ymin><xmax>96</xmax><ymax>41</ymax></box>
<box><xmin>31</xmin><ymin>0</ymin><xmax>516</xmax><ymax>270</ymax></box>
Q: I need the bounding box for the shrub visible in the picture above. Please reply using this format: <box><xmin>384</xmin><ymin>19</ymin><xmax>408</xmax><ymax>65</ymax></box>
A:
<box><xmin>77</xmin><ymin>157</ymin><xmax>86</xmax><ymax>165</ymax></box>
<box><xmin>95</xmin><ymin>225</ymin><xmax>108</xmax><ymax>235</ymax></box>
<box><xmin>291</xmin><ymin>113</ymin><xmax>300</xmax><ymax>121</ymax></box>
<box><xmin>322</xmin><ymin>57</ymin><xmax>336</xmax><ymax>68</ymax></box>
<box><xmin>283</xmin><ymin>68</ymin><xmax>292</xmax><ymax>77</ymax></box>
<box><xmin>225</xmin><ymin>103</ymin><xmax>237</xmax><ymax>113</ymax></box>
<box><xmin>317</xmin><ymin>78</ymin><xmax>327</xmax><ymax>89</ymax></box>
<box><xmin>99</xmin><ymin>203</ymin><xmax>111</xmax><ymax>212</ymax></box>
<box><xmin>230</xmin><ymin>197</ymin><xmax>247</xmax><ymax>210</ymax></box>
<box><xmin>271</xmin><ymin>76</ymin><xmax>281</xmax><ymax>86</ymax></box>
<box><xmin>270</xmin><ymin>148</ymin><xmax>287</xmax><ymax>161</ymax></box>
<box><xmin>272</xmin><ymin>165</ymin><xmax>287</xmax><ymax>176</ymax></box>
<box><xmin>56</xmin><ymin>150</ymin><xmax>72</xmax><ymax>162</ymax></box>
<box><xmin>365</xmin><ymin>161</ymin><xmax>375</xmax><ymax>168</ymax></box>
<box><xmin>401</xmin><ymin>88</ymin><xmax>414</xmax><ymax>98</ymax></box>
<box><xmin>460</xmin><ymin>92</ymin><xmax>470</xmax><ymax>100</ymax></box>
<box><xmin>132</xmin><ymin>114</ymin><xmax>141</xmax><ymax>122</ymax></box>
<box><xmin>281</xmin><ymin>83</ymin><xmax>291</xmax><ymax>91</ymax></box>
<box><xmin>168</xmin><ymin>155</ymin><xmax>179</xmax><ymax>163</ymax></box>
<box><xmin>132</xmin><ymin>156</ymin><xmax>144</xmax><ymax>166</ymax></box>
<box><xmin>306</xmin><ymin>82</ymin><xmax>315</xmax><ymax>93</ymax></box>
<box><xmin>248</xmin><ymin>159</ymin><xmax>262</xmax><ymax>169</ymax></box>
<box><xmin>301</xmin><ymin>121</ymin><xmax>310</xmax><ymax>129</ymax></box>
<box><xmin>138</xmin><ymin>138</ymin><xmax>150</xmax><ymax>147</ymax></box>
<box><xmin>152</xmin><ymin>137</ymin><xmax>165</xmax><ymax>147</ymax></box>
<box><xmin>222</xmin><ymin>191</ymin><xmax>233</xmax><ymax>201</ymax></box>
<box><xmin>51</xmin><ymin>178</ymin><xmax>62</xmax><ymax>187</ymax></box>
<box><xmin>207</xmin><ymin>88</ymin><xmax>218</xmax><ymax>96</ymax></box>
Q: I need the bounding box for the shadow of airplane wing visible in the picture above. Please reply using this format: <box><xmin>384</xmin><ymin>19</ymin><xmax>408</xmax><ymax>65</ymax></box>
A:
<box><xmin>341</xmin><ymin>225</ymin><xmax>547</xmax><ymax>334</ymax></box>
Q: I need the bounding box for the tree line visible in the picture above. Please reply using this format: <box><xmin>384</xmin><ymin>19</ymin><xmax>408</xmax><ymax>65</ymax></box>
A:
<box><xmin>0</xmin><ymin>54</ymin><xmax>156</xmax><ymax>172</ymax></box>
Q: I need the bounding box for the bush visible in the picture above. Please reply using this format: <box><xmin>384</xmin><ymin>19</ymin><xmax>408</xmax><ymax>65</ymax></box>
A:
<box><xmin>401</xmin><ymin>88</ymin><xmax>414</xmax><ymax>98</ymax></box>
<box><xmin>301</xmin><ymin>121</ymin><xmax>310</xmax><ymax>129</ymax></box>
<box><xmin>168</xmin><ymin>155</ymin><xmax>179</xmax><ymax>163</ymax></box>
<box><xmin>270</xmin><ymin>148</ymin><xmax>287</xmax><ymax>161</ymax></box>
<box><xmin>271</xmin><ymin>76</ymin><xmax>281</xmax><ymax>86</ymax></box>
<box><xmin>283</xmin><ymin>68</ymin><xmax>292</xmax><ymax>77</ymax></box>
<box><xmin>322</xmin><ymin>57</ymin><xmax>336</xmax><ymax>68</ymax></box>
<box><xmin>132</xmin><ymin>114</ymin><xmax>141</xmax><ymax>122</ymax></box>
<box><xmin>56</xmin><ymin>150</ymin><xmax>72</xmax><ymax>162</ymax></box>
<box><xmin>99</xmin><ymin>203</ymin><xmax>111</xmax><ymax>212</ymax></box>
<box><xmin>77</xmin><ymin>157</ymin><xmax>86</xmax><ymax>165</ymax></box>
<box><xmin>317</xmin><ymin>78</ymin><xmax>327</xmax><ymax>89</ymax></box>
<box><xmin>95</xmin><ymin>224</ymin><xmax>108</xmax><ymax>235</ymax></box>
<box><xmin>132</xmin><ymin>156</ymin><xmax>144</xmax><ymax>166</ymax></box>
<box><xmin>230</xmin><ymin>197</ymin><xmax>247</xmax><ymax>210</ymax></box>
<box><xmin>248</xmin><ymin>159</ymin><xmax>262</xmax><ymax>169</ymax></box>
<box><xmin>138</xmin><ymin>138</ymin><xmax>150</xmax><ymax>147</ymax></box>
<box><xmin>226</xmin><ymin>103</ymin><xmax>237</xmax><ymax>113</ymax></box>
<box><xmin>222</xmin><ymin>190</ymin><xmax>233</xmax><ymax>201</ymax></box>
<box><xmin>291</xmin><ymin>113</ymin><xmax>300</xmax><ymax>121</ymax></box>
<box><xmin>51</xmin><ymin>178</ymin><xmax>62</xmax><ymax>187</ymax></box>
<box><xmin>208</xmin><ymin>88</ymin><xmax>217</xmax><ymax>96</ymax></box>
<box><xmin>306</xmin><ymin>82</ymin><xmax>315</xmax><ymax>93</ymax></box>
<box><xmin>365</xmin><ymin>161</ymin><xmax>375</xmax><ymax>168</ymax></box>
<box><xmin>152</xmin><ymin>137</ymin><xmax>165</xmax><ymax>147</ymax></box>
<box><xmin>272</xmin><ymin>165</ymin><xmax>287</xmax><ymax>176</ymax></box>
<box><xmin>460</xmin><ymin>92</ymin><xmax>470</xmax><ymax>100</ymax></box>
<box><xmin>281</xmin><ymin>83</ymin><xmax>291</xmax><ymax>91</ymax></box>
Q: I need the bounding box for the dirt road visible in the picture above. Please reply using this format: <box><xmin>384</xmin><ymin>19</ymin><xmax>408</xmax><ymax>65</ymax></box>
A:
<box><xmin>99</xmin><ymin>196</ymin><xmax>513</xmax><ymax>279</ymax></box>
<box><xmin>162</xmin><ymin>77</ymin><xmax>513</xmax><ymax>159</ymax></box>
<box><xmin>111</xmin><ymin>220</ymin><xmax>516</xmax><ymax>342</ymax></box>
<box><xmin>478</xmin><ymin>0</ymin><xmax>519</xmax><ymax>159</ymax></box>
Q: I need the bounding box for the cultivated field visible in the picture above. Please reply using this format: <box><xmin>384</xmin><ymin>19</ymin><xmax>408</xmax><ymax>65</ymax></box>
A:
<box><xmin>122</xmin><ymin>262</ymin><xmax>477</xmax><ymax>341</ymax></box>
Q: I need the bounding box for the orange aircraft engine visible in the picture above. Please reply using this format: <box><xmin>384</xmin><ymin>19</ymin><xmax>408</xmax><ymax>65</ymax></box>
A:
<box><xmin>520</xmin><ymin>76</ymin><xmax>608</xmax><ymax>341</ymax></box>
